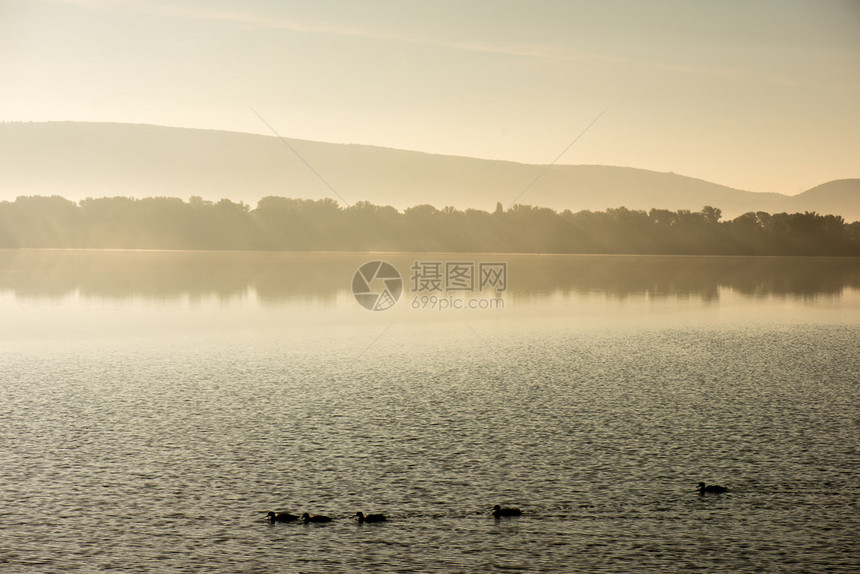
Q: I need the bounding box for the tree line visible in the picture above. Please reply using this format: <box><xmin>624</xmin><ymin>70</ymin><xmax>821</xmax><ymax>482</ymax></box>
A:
<box><xmin>1</xmin><ymin>195</ymin><xmax>858</xmax><ymax>255</ymax></box>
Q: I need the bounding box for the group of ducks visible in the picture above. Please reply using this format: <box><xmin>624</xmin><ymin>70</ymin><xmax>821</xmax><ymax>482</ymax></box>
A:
<box><xmin>266</xmin><ymin>511</ymin><xmax>389</xmax><ymax>524</ymax></box>
<box><xmin>266</xmin><ymin>505</ymin><xmax>523</xmax><ymax>524</ymax></box>
<box><xmin>267</xmin><ymin>485</ymin><xmax>727</xmax><ymax>525</ymax></box>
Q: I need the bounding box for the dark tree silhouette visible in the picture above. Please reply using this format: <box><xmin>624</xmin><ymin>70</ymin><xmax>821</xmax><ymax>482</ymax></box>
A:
<box><xmin>0</xmin><ymin>195</ymin><xmax>858</xmax><ymax>255</ymax></box>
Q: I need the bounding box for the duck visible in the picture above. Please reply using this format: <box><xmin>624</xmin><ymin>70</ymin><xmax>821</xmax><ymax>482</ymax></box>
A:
<box><xmin>491</xmin><ymin>504</ymin><xmax>522</xmax><ymax>518</ymax></box>
<box><xmin>266</xmin><ymin>511</ymin><xmax>299</xmax><ymax>523</ymax></box>
<box><xmin>354</xmin><ymin>511</ymin><xmax>387</xmax><ymax>524</ymax></box>
<box><xmin>698</xmin><ymin>482</ymin><xmax>728</xmax><ymax>494</ymax></box>
<box><xmin>300</xmin><ymin>512</ymin><xmax>332</xmax><ymax>524</ymax></box>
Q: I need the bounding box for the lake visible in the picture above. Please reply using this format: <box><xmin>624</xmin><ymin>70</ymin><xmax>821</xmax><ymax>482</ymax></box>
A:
<box><xmin>1</xmin><ymin>250</ymin><xmax>858</xmax><ymax>573</ymax></box>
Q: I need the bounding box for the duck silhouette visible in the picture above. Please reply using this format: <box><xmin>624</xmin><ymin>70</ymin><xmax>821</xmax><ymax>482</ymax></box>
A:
<box><xmin>491</xmin><ymin>504</ymin><xmax>522</xmax><ymax>518</ymax></box>
<box><xmin>354</xmin><ymin>511</ymin><xmax>387</xmax><ymax>523</ymax></box>
<box><xmin>266</xmin><ymin>511</ymin><xmax>299</xmax><ymax>523</ymax></box>
<box><xmin>300</xmin><ymin>512</ymin><xmax>332</xmax><ymax>524</ymax></box>
<box><xmin>698</xmin><ymin>482</ymin><xmax>728</xmax><ymax>494</ymax></box>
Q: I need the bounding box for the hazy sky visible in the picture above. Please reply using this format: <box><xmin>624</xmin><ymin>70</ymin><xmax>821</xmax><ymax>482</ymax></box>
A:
<box><xmin>2</xmin><ymin>0</ymin><xmax>858</xmax><ymax>194</ymax></box>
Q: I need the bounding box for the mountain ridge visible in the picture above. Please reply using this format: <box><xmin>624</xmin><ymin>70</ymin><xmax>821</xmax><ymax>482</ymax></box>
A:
<box><xmin>1</xmin><ymin>121</ymin><xmax>857</xmax><ymax>221</ymax></box>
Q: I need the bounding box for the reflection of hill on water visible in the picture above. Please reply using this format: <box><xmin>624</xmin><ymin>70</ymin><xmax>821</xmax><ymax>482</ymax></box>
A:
<box><xmin>0</xmin><ymin>250</ymin><xmax>858</xmax><ymax>303</ymax></box>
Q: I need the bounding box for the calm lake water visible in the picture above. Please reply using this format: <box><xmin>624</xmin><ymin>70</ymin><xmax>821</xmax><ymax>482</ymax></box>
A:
<box><xmin>1</xmin><ymin>250</ymin><xmax>858</xmax><ymax>573</ymax></box>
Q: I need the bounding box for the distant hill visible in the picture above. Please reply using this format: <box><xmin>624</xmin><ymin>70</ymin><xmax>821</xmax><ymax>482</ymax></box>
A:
<box><xmin>788</xmin><ymin>179</ymin><xmax>860</xmax><ymax>220</ymax></box>
<box><xmin>1</xmin><ymin>122</ymin><xmax>857</xmax><ymax>221</ymax></box>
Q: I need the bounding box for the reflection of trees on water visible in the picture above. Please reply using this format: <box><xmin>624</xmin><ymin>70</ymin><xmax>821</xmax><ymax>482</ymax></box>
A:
<box><xmin>1</xmin><ymin>251</ymin><xmax>857</xmax><ymax>304</ymax></box>
<box><xmin>509</xmin><ymin>255</ymin><xmax>860</xmax><ymax>302</ymax></box>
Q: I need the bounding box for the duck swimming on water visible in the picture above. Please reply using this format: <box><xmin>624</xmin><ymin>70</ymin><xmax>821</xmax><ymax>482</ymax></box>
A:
<box><xmin>300</xmin><ymin>512</ymin><xmax>332</xmax><ymax>524</ymax></box>
<box><xmin>266</xmin><ymin>511</ymin><xmax>299</xmax><ymax>523</ymax></box>
<box><xmin>698</xmin><ymin>482</ymin><xmax>728</xmax><ymax>494</ymax></box>
<box><xmin>492</xmin><ymin>505</ymin><xmax>522</xmax><ymax>518</ymax></box>
<box><xmin>354</xmin><ymin>511</ymin><xmax>387</xmax><ymax>523</ymax></box>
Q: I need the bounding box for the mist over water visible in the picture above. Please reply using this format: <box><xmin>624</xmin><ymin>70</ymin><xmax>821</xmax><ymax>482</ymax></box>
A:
<box><xmin>1</xmin><ymin>251</ymin><xmax>858</xmax><ymax>572</ymax></box>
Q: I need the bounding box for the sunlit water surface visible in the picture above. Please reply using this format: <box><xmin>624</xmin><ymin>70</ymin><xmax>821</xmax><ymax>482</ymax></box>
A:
<box><xmin>1</xmin><ymin>251</ymin><xmax>858</xmax><ymax>572</ymax></box>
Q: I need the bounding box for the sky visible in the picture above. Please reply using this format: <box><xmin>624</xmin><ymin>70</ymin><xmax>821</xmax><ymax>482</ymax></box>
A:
<box><xmin>1</xmin><ymin>0</ymin><xmax>858</xmax><ymax>195</ymax></box>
